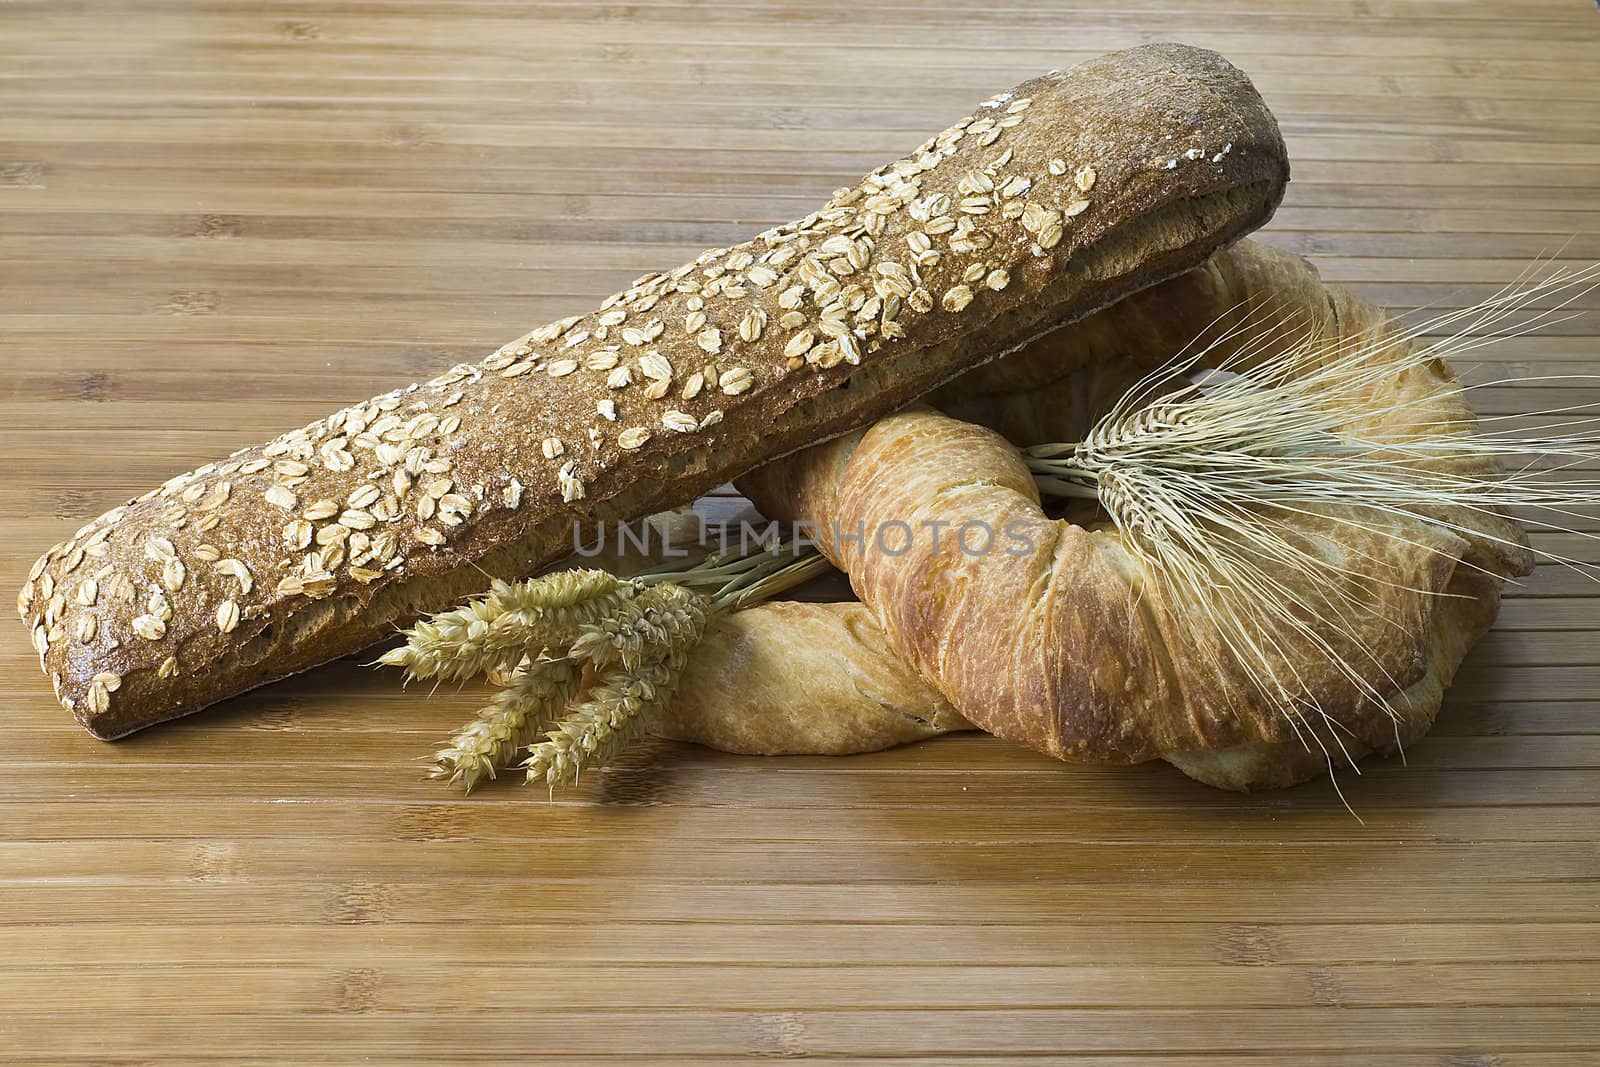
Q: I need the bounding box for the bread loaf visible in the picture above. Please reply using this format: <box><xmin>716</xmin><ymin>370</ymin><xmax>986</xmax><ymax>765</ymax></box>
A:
<box><xmin>19</xmin><ymin>43</ymin><xmax>1287</xmax><ymax>738</ymax></box>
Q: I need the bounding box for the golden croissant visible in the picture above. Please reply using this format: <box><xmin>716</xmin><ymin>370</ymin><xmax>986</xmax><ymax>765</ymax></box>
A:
<box><xmin>660</xmin><ymin>240</ymin><xmax>1536</xmax><ymax>790</ymax></box>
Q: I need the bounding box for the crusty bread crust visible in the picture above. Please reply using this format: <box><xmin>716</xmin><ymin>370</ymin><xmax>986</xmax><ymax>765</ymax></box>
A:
<box><xmin>19</xmin><ymin>43</ymin><xmax>1288</xmax><ymax>738</ymax></box>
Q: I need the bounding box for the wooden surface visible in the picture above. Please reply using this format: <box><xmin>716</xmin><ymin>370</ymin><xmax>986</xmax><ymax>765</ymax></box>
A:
<box><xmin>3</xmin><ymin>0</ymin><xmax>1598</xmax><ymax>1061</ymax></box>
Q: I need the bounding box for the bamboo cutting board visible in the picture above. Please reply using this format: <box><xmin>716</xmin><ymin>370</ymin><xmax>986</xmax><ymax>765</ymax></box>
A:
<box><xmin>2</xmin><ymin>1</ymin><xmax>1598</xmax><ymax>1061</ymax></box>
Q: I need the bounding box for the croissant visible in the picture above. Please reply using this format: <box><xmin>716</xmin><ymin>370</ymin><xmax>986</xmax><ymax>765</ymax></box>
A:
<box><xmin>683</xmin><ymin>240</ymin><xmax>1535</xmax><ymax>790</ymax></box>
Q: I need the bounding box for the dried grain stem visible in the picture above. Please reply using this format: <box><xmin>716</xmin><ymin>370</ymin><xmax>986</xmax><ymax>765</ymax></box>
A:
<box><xmin>389</xmin><ymin>535</ymin><xmax>826</xmax><ymax>791</ymax></box>
<box><xmin>380</xmin><ymin>568</ymin><xmax>635</xmax><ymax>683</ymax></box>
<box><xmin>428</xmin><ymin>657</ymin><xmax>583</xmax><ymax>792</ymax></box>
<box><xmin>524</xmin><ymin>646</ymin><xmax>698</xmax><ymax>790</ymax></box>
<box><xmin>570</xmin><ymin>583</ymin><xmax>710</xmax><ymax>670</ymax></box>
<box><xmin>1027</xmin><ymin>259</ymin><xmax>1600</xmax><ymax>753</ymax></box>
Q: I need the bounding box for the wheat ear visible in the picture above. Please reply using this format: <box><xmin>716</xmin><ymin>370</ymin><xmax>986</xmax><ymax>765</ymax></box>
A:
<box><xmin>519</xmin><ymin>546</ymin><xmax>843</xmax><ymax>791</ymax></box>
<box><xmin>389</xmin><ymin>537</ymin><xmax>827</xmax><ymax>790</ymax></box>
<box><xmin>379</xmin><ymin>569</ymin><xmax>636</xmax><ymax>683</ymax></box>
<box><xmin>569</xmin><ymin>582</ymin><xmax>710</xmax><ymax>670</ymax></box>
<box><xmin>427</xmin><ymin>657</ymin><xmax>584</xmax><ymax>792</ymax></box>
<box><xmin>516</xmin><ymin>547</ymin><xmax>823</xmax><ymax>789</ymax></box>
<box><xmin>1027</xmin><ymin>259</ymin><xmax>1600</xmax><ymax>758</ymax></box>
<box><xmin>523</xmin><ymin>643</ymin><xmax>700</xmax><ymax>790</ymax></box>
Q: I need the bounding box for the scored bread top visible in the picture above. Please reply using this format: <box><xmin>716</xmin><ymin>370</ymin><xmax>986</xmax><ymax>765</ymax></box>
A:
<box><xmin>19</xmin><ymin>42</ymin><xmax>1288</xmax><ymax>737</ymax></box>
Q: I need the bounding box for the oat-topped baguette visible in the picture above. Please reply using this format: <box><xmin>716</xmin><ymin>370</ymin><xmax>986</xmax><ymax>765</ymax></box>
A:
<box><xmin>19</xmin><ymin>43</ymin><xmax>1287</xmax><ymax>738</ymax></box>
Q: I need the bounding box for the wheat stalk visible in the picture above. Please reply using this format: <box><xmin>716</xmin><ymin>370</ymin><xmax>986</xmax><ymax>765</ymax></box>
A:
<box><xmin>1028</xmin><ymin>260</ymin><xmax>1600</xmax><ymax>758</ymax></box>
<box><xmin>523</xmin><ymin>643</ymin><xmax>698</xmax><ymax>791</ymax></box>
<box><xmin>570</xmin><ymin>582</ymin><xmax>710</xmax><ymax>670</ymax></box>
<box><xmin>427</xmin><ymin>656</ymin><xmax>583</xmax><ymax>792</ymax></box>
<box><xmin>638</xmin><ymin>541</ymin><xmax>832</xmax><ymax>609</ymax></box>
<box><xmin>384</xmin><ymin>539</ymin><xmax>828</xmax><ymax>791</ymax></box>
<box><xmin>521</xmin><ymin>546</ymin><xmax>821</xmax><ymax>788</ymax></box>
<box><xmin>378</xmin><ymin>568</ymin><xmax>635</xmax><ymax>683</ymax></box>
